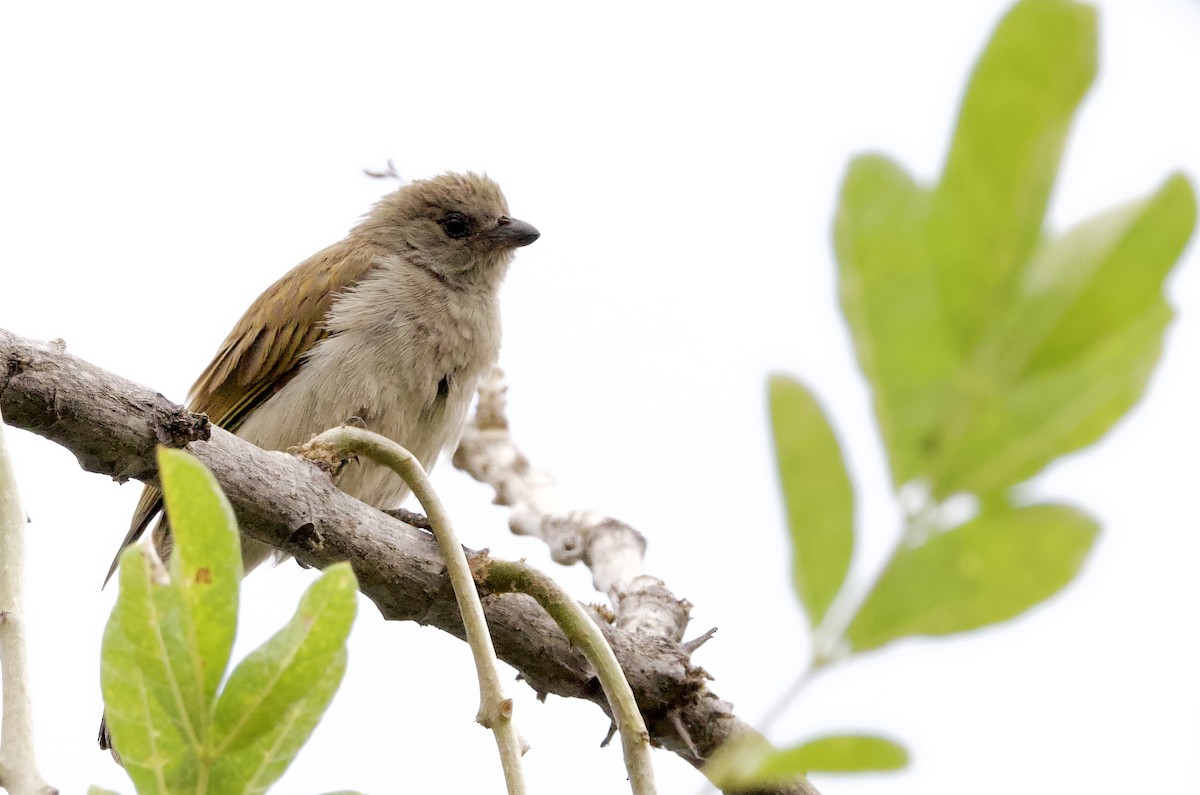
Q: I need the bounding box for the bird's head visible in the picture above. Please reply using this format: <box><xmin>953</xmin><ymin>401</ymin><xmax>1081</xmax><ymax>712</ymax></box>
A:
<box><xmin>357</xmin><ymin>172</ymin><xmax>539</xmax><ymax>284</ymax></box>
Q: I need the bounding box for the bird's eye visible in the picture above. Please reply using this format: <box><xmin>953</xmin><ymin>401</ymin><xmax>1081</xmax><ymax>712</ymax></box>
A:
<box><xmin>439</xmin><ymin>213</ymin><xmax>472</xmax><ymax>239</ymax></box>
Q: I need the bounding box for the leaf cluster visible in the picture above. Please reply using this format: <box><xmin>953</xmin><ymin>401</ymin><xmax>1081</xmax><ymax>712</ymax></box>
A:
<box><xmin>94</xmin><ymin>448</ymin><xmax>360</xmax><ymax>795</ymax></box>
<box><xmin>712</xmin><ymin>0</ymin><xmax>1196</xmax><ymax>786</ymax></box>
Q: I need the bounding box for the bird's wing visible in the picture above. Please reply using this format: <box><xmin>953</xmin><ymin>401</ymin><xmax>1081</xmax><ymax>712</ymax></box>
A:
<box><xmin>104</xmin><ymin>484</ymin><xmax>167</xmax><ymax>585</ymax></box>
<box><xmin>103</xmin><ymin>240</ymin><xmax>382</xmax><ymax>585</ymax></box>
<box><xmin>191</xmin><ymin>239</ymin><xmax>382</xmax><ymax>431</ymax></box>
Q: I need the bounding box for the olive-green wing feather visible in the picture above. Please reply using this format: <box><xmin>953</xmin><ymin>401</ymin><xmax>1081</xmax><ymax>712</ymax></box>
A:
<box><xmin>191</xmin><ymin>239</ymin><xmax>382</xmax><ymax>431</ymax></box>
<box><xmin>103</xmin><ymin>240</ymin><xmax>381</xmax><ymax>585</ymax></box>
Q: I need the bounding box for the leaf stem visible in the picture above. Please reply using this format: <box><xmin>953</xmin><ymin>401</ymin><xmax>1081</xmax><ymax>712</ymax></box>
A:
<box><xmin>303</xmin><ymin>426</ymin><xmax>528</xmax><ymax>795</ymax></box>
<box><xmin>478</xmin><ymin>558</ymin><xmax>657</xmax><ymax>794</ymax></box>
<box><xmin>810</xmin><ymin>494</ymin><xmax>939</xmax><ymax>666</ymax></box>
<box><xmin>744</xmin><ymin>502</ymin><xmax>929</xmax><ymax>785</ymax></box>
<box><xmin>755</xmin><ymin>664</ymin><xmax>820</xmax><ymax>737</ymax></box>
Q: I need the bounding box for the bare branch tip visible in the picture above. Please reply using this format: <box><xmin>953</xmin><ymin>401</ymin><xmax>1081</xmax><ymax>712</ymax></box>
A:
<box><xmin>151</xmin><ymin>397</ymin><xmax>211</xmax><ymax>449</ymax></box>
<box><xmin>681</xmin><ymin>627</ymin><xmax>718</xmax><ymax>655</ymax></box>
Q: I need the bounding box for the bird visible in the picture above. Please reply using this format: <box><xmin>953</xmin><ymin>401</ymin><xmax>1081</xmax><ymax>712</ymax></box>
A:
<box><xmin>99</xmin><ymin>171</ymin><xmax>538</xmax><ymax>753</ymax></box>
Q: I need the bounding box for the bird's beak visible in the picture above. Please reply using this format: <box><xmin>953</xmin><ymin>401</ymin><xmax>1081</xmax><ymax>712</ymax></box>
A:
<box><xmin>485</xmin><ymin>216</ymin><xmax>540</xmax><ymax>248</ymax></box>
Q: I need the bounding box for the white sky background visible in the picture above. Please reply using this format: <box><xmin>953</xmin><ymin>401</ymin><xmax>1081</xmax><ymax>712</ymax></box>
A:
<box><xmin>1</xmin><ymin>1</ymin><xmax>1198</xmax><ymax>793</ymax></box>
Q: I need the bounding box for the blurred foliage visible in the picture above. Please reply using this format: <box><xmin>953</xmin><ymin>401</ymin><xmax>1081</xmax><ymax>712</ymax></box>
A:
<box><xmin>96</xmin><ymin>448</ymin><xmax>359</xmax><ymax>795</ymax></box>
<box><xmin>707</xmin><ymin>733</ymin><xmax>908</xmax><ymax>789</ymax></box>
<box><xmin>721</xmin><ymin>0</ymin><xmax>1197</xmax><ymax>786</ymax></box>
<box><xmin>845</xmin><ymin>504</ymin><xmax>1097</xmax><ymax>652</ymax></box>
<box><xmin>769</xmin><ymin>375</ymin><xmax>855</xmax><ymax>628</ymax></box>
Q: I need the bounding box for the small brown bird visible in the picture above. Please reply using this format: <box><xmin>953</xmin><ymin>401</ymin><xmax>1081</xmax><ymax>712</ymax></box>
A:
<box><xmin>99</xmin><ymin>171</ymin><xmax>538</xmax><ymax>752</ymax></box>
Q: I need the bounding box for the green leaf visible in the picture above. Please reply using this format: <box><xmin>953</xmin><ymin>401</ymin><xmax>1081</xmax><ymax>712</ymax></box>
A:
<box><xmin>702</xmin><ymin>734</ymin><xmax>784</xmax><ymax>790</ymax></box>
<box><xmin>210</xmin><ymin>650</ymin><xmax>348</xmax><ymax>795</ymax></box>
<box><xmin>100</xmin><ymin>447</ymin><xmax>243</xmax><ymax>786</ymax></box>
<box><xmin>209</xmin><ymin>563</ymin><xmax>358</xmax><ymax>793</ymax></box>
<box><xmin>934</xmin><ymin>301</ymin><xmax>1172</xmax><ymax>496</ymax></box>
<box><xmin>87</xmin><ymin>787</ymin><xmax>126</xmax><ymax>795</ymax></box>
<box><xmin>158</xmin><ymin>447</ymin><xmax>242</xmax><ymax>714</ymax></box>
<box><xmin>768</xmin><ymin>375</ymin><xmax>855</xmax><ymax>626</ymax></box>
<box><xmin>846</xmin><ymin>504</ymin><xmax>1098</xmax><ymax>652</ymax></box>
<box><xmin>100</xmin><ymin>449</ymin><xmax>355</xmax><ymax>794</ymax></box>
<box><xmin>773</xmin><ymin>734</ymin><xmax>909</xmax><ymax>774</ymax></box>
<box><xmin>704</xmin><ymin>732</ymin><xmax>907</xmax><ymax>789</ymax></box>
<box><xmin>929</xmin><ymin>0</ymin><xmax>1096</xmax><ymax>351</ymax></box>
<box><xmin>1022</xmin><ymin>174</ymin><xmax>1195</xmax><ymax>371</ymax></box>
<box><xmin>930</xmin><ymin>175</ymin><xmax>1196</xmax><ymax>496</ymax></box>
<box><xmin>835</xmin><ymin>154</ymin><xmax>959</xmax><ymax>487</ymax></box>
<box><xmin>99</xmin><ymin>545</ymin><xmax>196</xmax><ymax>794</ymax></box>
<box><xmin>833</xmin><ymin>3</ymin><xmax>1193</xmax><ymax>503</ymax></box>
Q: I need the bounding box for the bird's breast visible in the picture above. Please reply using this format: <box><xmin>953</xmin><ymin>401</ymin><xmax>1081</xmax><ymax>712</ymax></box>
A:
<box><xmin>234</xmin><ymin>264</ymin><xmax>501</xmax><ymax>510</ymax></box>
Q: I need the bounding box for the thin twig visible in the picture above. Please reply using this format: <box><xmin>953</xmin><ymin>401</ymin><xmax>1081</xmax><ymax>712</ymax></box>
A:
<box><xmin>751</xmin><ymin>509</ymin><xmax>932</xmax><ymax>754</ymax></box>
<box><xmin>479</xmin><ymin>558</ymin><xmax>657</xmax><ymax>795</ymax></box>
<box><xmin>810</xmin><ymin>503</ymin><xmax>938</xmax><ymax>667</ymax></box>
<box><xmin>300</xmin><ymin>426</ymin><xmax>528</xmax><ymax>795</ymax></box>
<box><xmin>0</xmin><ymin>408</ymin><xmax>57</xmax><ymax>795</ymax></box>
<box><xmin>754</xmin><ymin>666</ymin><xmax>819</xmax><ymax>737</ymax></box>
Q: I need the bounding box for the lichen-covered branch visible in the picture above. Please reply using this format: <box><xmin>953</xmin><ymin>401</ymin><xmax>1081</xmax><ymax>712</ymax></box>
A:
<box><xmin>0</xmin><ymin>327</ymin><xmax>819</xmax><ymax>795</ymax></box>
<box><xmin>454</xmin><ymin>368</ymin><xmax>691</xmax><ymax>641</ymax></box>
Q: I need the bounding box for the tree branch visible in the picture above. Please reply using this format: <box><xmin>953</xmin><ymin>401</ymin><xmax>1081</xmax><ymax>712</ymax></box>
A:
<box><xmin>0</xmin><ymin>327</ymin><xmax>818</xmax><ymax>795</ymax></box>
